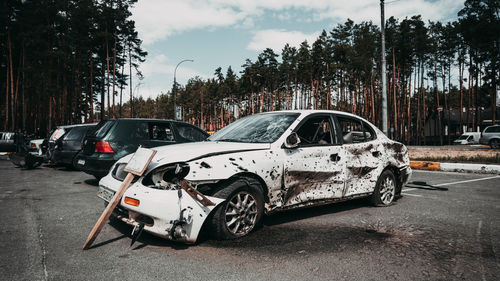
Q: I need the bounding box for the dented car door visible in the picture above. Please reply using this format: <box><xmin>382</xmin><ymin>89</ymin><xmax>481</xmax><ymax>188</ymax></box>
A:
<box><xmin>335</xmin><ymin>114</ymin><xmax>382</xmax><ymax>197</ymax></box>
<box><xmin>282</xmin><ymin>114</ymin><xmax>346</xmax><ymax>207</ymax></box>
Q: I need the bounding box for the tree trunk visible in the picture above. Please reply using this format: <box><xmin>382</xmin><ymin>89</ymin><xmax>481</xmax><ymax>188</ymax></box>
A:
<box><xmin>129</xmin><ymin>44</ymin><xmax>133</xmax><ymax>117</ymax></box>
<box><xmin>112</xmin><ymin>35</ymin><xmax>117</xmax><ymax>118</ymax></box>
<box><xmin>89</xmin><ymin>53</ymin><xmax>94</xmax><ymax>122</ymax></box>
<box><xmin>391</xmin><ymin>48</ymin><xmax>396</xmax><ymax>139</ymax></box>
<box><xmin>8</xmin><ymin>31</ymin><xmax>15</xmax><ymax>130</ymax></box>
<box><xmin>434</xmin><ymin>51</ymin><xmax>442</xmax><ymax>145</ymax></box>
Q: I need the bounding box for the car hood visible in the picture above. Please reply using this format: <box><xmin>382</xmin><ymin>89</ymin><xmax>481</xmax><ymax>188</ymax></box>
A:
<box><xmin>117</xmin><ymin>141</ymin><xmax>271</xmax><ymax>168</ymax></box>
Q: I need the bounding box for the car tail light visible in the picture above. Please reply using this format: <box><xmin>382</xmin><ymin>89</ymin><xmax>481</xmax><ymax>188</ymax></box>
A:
<box><xmin>31</xmin><ymin>143</ymin><xmax>36</xmax><ymax>148</ymax></box>
<box><xmin>124</xmin><ymin>197</ymin><xmax>140</xmax><ymax>207</ymax></box>
<box><xmin>95</xmin><ymin>141</ymin><xmax>115</xmax><ymax>153</ymax></box>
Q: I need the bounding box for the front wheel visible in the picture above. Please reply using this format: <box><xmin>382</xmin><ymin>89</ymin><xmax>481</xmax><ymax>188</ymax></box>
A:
<box><xmin>211</xmin><ymin>178</ymin><xmax>264</xmax><ymax>240</ymax></box>
<box><xmin>371</xmin><ymin>169</ymin><xmax>396</xmax><ymax>206</ymax></box>
<box><xmin>490</xmin><ymin>139</ymin><xmax>500</xmax><ymax>149</ymax></box>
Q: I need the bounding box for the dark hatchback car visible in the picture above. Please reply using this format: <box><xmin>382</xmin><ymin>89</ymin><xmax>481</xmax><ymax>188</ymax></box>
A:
<box><xmin>75</xmin><ymin>118</ymin><xmax>209</xmax><ymax>179</ymax></box>
<box><xmin>52</xmin><ymin>124</ymin><xmax>97</xmax><ymax>168</ymax></box>
<box><xmin>45</xmin><ymin>124</ymin><xmax>95</xmax><ymax>163</ymax></box>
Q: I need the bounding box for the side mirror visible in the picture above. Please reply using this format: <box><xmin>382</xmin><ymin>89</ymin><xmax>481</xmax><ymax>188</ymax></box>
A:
<box><xmin>284</xmin><ymin>132</ymin><xmax>301</xmax><ymax>149</ymax></box>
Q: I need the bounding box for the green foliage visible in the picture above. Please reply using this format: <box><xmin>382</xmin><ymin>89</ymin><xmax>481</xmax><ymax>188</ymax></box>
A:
<box><xmin>1</xmin><ymin>0</ymin><xmax>146</xmax><ymax>135</ymax></box>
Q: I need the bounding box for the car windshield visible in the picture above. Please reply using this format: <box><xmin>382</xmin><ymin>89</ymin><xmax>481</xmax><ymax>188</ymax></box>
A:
<box><xmin>457</xmin><ymin>135</ymin><xmax>468</xmax><ymax>140</ymax></box>
<box><xmin>208</xmin><ymin>113</ymin><xmax>300</xmax><ymax>143</ymax></box>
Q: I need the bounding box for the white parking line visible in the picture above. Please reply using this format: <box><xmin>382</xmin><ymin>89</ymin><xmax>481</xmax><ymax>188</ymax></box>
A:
<box><xmin>433</xmin><ymin>175</ymin><xmax>500</xmax><ymax>187</ymax></box>
<box><xmin>401</xmin><ymin>193</ymin><xmax>422</xmax><ymax>197</ymax></box>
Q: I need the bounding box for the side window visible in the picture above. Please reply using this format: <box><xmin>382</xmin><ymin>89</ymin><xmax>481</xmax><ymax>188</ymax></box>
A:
<box><xmin>149</xmin><ymin>123</ymin><xmax>175</xmax><ymax>141</ymax></box>
<box><xmin>295</xmin><ymin>116</ymin><xmax>336</xmax><ymax>146</ymax></box>
<box><xmin>336</xmin><ymin>115</ymin><xmax>366</xmax><ymax>144</ymax></box>
<box><xmin>175</xmin><ymin>123</ymin><xmax>208</xmax><ymax>142</ymax></box>
<box><xmin>129</xmin><ymin>122</ymin><xmax>149</xmax><ymax>141</ymax></box>
<box><xmin>64</xmin><ymin>127</ymin><xmax>86</xmax><ymax>141</ymax></box>
<box><xmin>362</xmin><ymin>121</ymin><xmax>376</xmax><ymax>141</ymax></box>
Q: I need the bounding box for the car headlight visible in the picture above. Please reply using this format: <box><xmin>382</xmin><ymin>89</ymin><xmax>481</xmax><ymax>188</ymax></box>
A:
<box><xmin>142</xmin><ymin>163</ymin><xmax>190</xmax><ymax>188</ymax></box>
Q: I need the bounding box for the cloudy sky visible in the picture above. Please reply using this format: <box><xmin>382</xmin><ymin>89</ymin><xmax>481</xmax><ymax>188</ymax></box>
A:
<box><xmin>130</xmin><ymin>0</ymin><xmax>463</xmax><ymax>99</ymax></box>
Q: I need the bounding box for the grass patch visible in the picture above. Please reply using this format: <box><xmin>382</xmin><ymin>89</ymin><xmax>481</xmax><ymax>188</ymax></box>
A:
<box><xmin>412</xmin><ymin>155</ymin><xmax>500</xmax><ymax>164</ymax></box>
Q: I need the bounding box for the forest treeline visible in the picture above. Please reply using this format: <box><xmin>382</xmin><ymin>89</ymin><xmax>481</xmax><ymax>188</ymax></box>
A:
<box><xmin>1</xmin><ymin>0</ymin><xmax>499</xmax><ymax>145</ymax></box>
<box><xmin>1</xmin><ymin>0</ymin><xmax>146</xmax><ymax>134</ymax></box>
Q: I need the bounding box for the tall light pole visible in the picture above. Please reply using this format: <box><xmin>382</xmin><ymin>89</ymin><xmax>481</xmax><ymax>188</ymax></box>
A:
<box><xmin>380</xmin><ymin>0</ymin><xmax>388</xmax><ymax>136</ymax></box>
<box><xmin>173</xmin><ymin>59</ymin><xmax>194</xmax><ymax>120</ymax></box>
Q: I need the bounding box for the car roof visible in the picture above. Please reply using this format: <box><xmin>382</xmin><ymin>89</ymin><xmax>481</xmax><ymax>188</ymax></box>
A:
<box><xmin>108</xmin><ymin>118</ymin><xmax>204</xmax><ymax>126</ymax></box>
<box><xmin>256</xmin><ymin>109</ymin><xmax>372</xmax><ymax>121</ymax></box>
<box><xmin>57</xmin><ymin>123</ymin><xmax>97</xmax><ymax>129</ymax></box>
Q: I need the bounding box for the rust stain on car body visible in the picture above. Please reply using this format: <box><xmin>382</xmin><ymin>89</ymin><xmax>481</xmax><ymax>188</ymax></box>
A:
<box><xmin>383</xmin><ymin>143</ymin><xmax>406</xmax><ymax>163</ymax></box>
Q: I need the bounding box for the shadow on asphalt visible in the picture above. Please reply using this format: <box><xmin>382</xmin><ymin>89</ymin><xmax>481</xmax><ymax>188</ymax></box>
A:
<box><xmin>262</xmin><ymin>198</ymin><xmax>368</xmax><ymax>227</ymax></box>
<box><xmin>98</xmin><ymin>198</ymin><xmax>402</xmax><ymax>253</ymax></box>
<box><xmin>84</xmin><ymin>178</ymin><xmax>99</xmax><ymax>186</ymax></box>
<box><xmin>406</xmin><ymin>181</ymin><xmax>449</xmax><ymax>191</ymax></box>
<box><xmin>92</xmin><ymin>217</ymin><xmax>190</xmax><ymax>250</ymax></box>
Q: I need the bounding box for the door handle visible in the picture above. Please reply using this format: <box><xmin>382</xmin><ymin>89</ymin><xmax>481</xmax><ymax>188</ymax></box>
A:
<box><xmin>372</xmin><ymin>150</ymin><xmax>381</xmax><ymax>157</ymax></box>
<box><xmin>330</xmin><ymin>153</ymin><xmax>341</xmax><ymax>162</ymax></box>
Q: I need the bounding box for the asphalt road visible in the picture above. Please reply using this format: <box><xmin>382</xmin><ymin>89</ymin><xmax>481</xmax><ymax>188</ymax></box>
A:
<box><xmin>1</xmin><ymin>158</ymin><xmax>499</xmax><ymax>281</ymax></box>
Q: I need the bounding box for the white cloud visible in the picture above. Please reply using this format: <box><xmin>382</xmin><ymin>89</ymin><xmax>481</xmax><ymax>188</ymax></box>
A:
<box><xmin>141</xmin><ymin>54</ymin><xmax>203</xmax><ymax>79</ymax></box>
<box><xmin>132</xmin><ymin>0</ymin><xmax>246</xmax><ymax>45</ymax></box>
<box><xmin>134</xmin><ymin>54</ymin><xmax>210</xmax><ymax>99</ymax></box>
<box><xmin>132</xmin><ymin>1</ymin><xmax>462</xmax><ymax>45</ymax></box>
<box><xmin>247</xmin><ymin>29</ymin><xmax>321</xmax><ymax>52</ymax></box>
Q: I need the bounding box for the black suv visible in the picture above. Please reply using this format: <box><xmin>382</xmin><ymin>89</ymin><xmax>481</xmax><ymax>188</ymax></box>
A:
<box><xmin>75</xmin><ymin>118</ymin><xmax>209</xmax><ymax>179</ymax></box>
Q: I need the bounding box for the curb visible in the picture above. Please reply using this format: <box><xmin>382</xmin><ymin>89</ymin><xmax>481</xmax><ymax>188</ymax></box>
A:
<box><xmin>410</xmin><ymin>161</ymin><xmax>500</xmax><ymax>174</ymax></box>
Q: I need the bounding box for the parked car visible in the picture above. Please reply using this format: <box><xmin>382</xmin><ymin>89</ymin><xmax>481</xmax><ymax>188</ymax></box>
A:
<box><xmin>45</xmin><ymin>124</ymin><xmax>94</xmax><ymax>163</ymax></box>
<box><xmin>52</xmin><ymin>124</ymin><xmax>97</xmax><ymax>168</ymax></box>
<box><xmin>479</xmin><ymin>125</ymin><xmax>500</xmax><ymax>148</ymax></box>
<box><xmin>453</xmin><ymin>132</ymin><xmax>480</xmax><ymax>145</ymax></box>
<box><xmin>98</xmin><ymin>110</ymin><xmax>412</xmax><ymax>243</ymax></box>
<box><xmin>29</xmin><ymin>139</ymin><xmax>45</xmax><ymax>155</ymax></box>
<box><xmin>75</xmin><ymin>118</ymin><xmax>209</xmax><ymax>179</ymax></box>
<box><xmin>8</xmin><ymin>133</ymin><xmax>44</xmax><ymax>169</ymax></box>
<box><xmin>0</xmin><ymin>131</ymin><xmax>16</xmax><ymax>152</ymax></box>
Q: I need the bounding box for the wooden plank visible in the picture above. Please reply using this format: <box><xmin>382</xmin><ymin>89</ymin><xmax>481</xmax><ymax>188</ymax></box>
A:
<box><xmin>180</xmin><ymin>181</ymin><xmax>215</xmax><ymax>207</ymax></box>
<box><xmin>82</xmin><ymin>147</ymin><xmax>157</xmax><ymax>250</ymax></box>
<box><xmin>82</xmin><ymin>173</ymin><xmax>134</xmax><ymax>250</ymax></box>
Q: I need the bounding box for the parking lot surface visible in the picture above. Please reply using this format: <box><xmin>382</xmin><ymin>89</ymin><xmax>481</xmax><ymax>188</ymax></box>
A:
<box><xmin>1</xmin><ymin>158</ymin><xmax>499</xmax><ymax>281</ymax></box>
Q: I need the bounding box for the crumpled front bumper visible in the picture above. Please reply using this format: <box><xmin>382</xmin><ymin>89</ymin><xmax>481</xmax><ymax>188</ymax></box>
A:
<box><xmin>99</xmin><ymin>175</ymin><xmax>223</xmax><ymax>243</ymax></box>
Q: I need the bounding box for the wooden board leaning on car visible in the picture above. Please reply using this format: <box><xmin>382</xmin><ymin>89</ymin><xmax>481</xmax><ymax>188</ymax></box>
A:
<box><xmin>82</xmin><ymin>147</ymin><xmax>157</xmax><ymax>250</ymax></box>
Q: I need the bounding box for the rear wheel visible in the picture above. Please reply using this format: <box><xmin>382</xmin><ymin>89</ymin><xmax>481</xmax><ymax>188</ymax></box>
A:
<box><xmin>490</xmin><ymin>139</ymin><xmax>500</xmax><ymax>149</ymax></box>
<box><xmin>211</xmin><ymin>178</ymin><xmax>264</xmax><ymax>240</ymax></box>
<box><xmin>371</xmin><ymin>169</ymin><xmax>396</xmax><ymax>206</ymax></box>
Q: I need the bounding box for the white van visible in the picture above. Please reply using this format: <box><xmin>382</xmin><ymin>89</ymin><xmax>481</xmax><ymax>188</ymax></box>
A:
<box><xmin>453</xmin><ymin>132</ymin><xmax>480</xmax><ymax>145</ymax></box>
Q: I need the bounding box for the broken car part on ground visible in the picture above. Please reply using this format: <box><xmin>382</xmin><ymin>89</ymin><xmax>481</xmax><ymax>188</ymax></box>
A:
<box><xmin>98</xmin><ymin>110</ymin><xmax>412</xmax><ymax>244</ymax></box>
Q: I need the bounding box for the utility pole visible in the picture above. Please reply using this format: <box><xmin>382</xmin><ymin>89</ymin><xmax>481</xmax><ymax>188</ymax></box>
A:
<box><xmin>380</xmin><ymin>0</ymin><xmax>388</xmax><ymax>136</ymax></box>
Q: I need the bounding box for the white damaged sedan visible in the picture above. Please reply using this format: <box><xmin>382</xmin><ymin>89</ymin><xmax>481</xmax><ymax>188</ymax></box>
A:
<box><xmin>98</xmin><ymin>110</ymin><xmax>411</xmax><ymax>243</ymax></box>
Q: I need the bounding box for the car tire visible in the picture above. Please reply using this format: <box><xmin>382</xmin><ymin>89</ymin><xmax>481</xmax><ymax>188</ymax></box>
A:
<box><xmin>211</xmin><ymin>178</ymin><xmax>264</xmax><ymax>240</ymax></box>
<box><xmin>371</xmin><ymin>169</ymin><xmax>396</xmax><ymax>207</ymax></box>
<box><xmin>490</xmin><ymin>139</ymin><xmax>500</xmax><ymax>149</ymax></box>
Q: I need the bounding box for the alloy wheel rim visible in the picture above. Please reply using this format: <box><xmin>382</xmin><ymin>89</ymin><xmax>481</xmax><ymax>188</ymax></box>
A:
<box><xmin>224</xmin><ymin>191</ymin><xmax>258</xmax><ymax>236</ymax></box>
<box><xmin>380</xmin><ymin>176</ymin><xmax>395</xmax><ymax>205</ymax></box>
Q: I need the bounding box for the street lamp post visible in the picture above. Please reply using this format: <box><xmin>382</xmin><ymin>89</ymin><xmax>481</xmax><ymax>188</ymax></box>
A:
<box><xmin>173</xmin><ymin>59</ymin><xmax>194</xmax><ymax>120</ymax></box>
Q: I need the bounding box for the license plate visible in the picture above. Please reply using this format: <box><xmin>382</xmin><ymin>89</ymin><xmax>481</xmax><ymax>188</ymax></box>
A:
<box><xmin>98</xmin><ymin>186</ymin><xmax>115</xmax><ymax>202</ymax></box>
<box><xmin>77</xmin><ymin>159</ymin><xmax>85</xmax><ymax>166</ymax></box>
